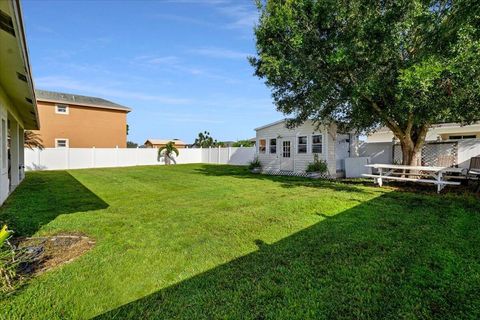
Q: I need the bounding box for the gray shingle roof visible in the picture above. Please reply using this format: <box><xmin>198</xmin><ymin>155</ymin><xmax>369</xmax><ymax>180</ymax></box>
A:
<box><xmin>35</xmin><ymin>89</ymin><xmax>131</xmax><ymax>112</ymax></box>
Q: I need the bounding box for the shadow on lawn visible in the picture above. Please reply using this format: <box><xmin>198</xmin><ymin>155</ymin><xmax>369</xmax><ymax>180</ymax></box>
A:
<box><xmin>0</xmin><ymin>171</ymin><xmax>108</xmax><ymax>237</ymax></box>
<box><xmin>94</xmin><ymin>191</ymin><xmax>480</xmax><ymax>319</ymax></box>
<box><xmin>194</xmin><ymin>164</ymin><xmax>369</xmax><ymax>193</ymax></box>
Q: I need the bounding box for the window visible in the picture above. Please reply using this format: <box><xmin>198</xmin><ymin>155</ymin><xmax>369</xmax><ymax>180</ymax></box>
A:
<box><xmin>312</xmin><ymin>135</ymin><xmax>323</xmax><ymax>153</ymax></box>
<box><xmin>282</xmin><ymin>140</ymin><xmax>291</xmax><ymax>157</ymax></box>
<box><xmin>55</xmin><ymin>139</ymin><xmax>69</xmax><ymax>148</ymax></box>
<box><xmin>269</xmin><ymin>138</ymin><xmax>277</xmax><ymax>154</ymax></box>
<box><xmin>259</xmin><ymin>139</ymin><xmax>266</xmax><ymax>153</ymax></box>
<box><xmin>448</xmin><ymin>135</ymin><xmax>476</xmax><ymax>140</ymax></box>
<box><xmin>297</xmin><ymin>136</ymin><xmax>307</xmax><ymax>153</ymax></box>
<box><xmin>55</xmin><ymin>104</ymin><xmax>69</xmax><ymax>114</ymax></box>
<box><xmin>1</xmin><ymin>119</ymin><xmax>5</xmax><ymax>169</ymax></box>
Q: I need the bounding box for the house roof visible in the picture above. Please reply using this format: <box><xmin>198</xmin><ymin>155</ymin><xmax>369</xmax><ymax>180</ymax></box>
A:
<box><xmin>0</xmin><ymin>0</ymin><xmax>39</xmax><ymax>129</ymax></box>
<box><xmin>35</xmin><ymin>89</ymin><xmax>131</xmax><ymax>112</ymax></box>
<box><xmin>145</xmin><ymin>139</ymin><xmax>187</xmax><ymax>145</ymax></box>
<box><xmin>254</xmin><ymin>119</ymin><xmax>287</xmax><ymax>131</ymax></box>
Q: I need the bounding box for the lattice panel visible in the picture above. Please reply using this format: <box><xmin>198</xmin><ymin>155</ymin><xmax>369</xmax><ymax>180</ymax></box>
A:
<box><xmin>393</xmin><ymin>142</ymin><xmax>458</xmax><ymax>167</ymax></box>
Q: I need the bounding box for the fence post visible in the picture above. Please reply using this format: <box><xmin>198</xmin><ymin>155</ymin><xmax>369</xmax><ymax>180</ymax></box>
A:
<box><xmin>115</xmin><ymin>145</ymin><xmax>119</xmax><ymax>167</ymax></box>
<box><xmin>92</xmin><ymin>147</ymin><xmax>96</xmax><ymax>168</ymax></box>
<box><xmin>136</xmin><ymin>146</ymin><xmax>139</xmax><ymax>166</ymax></box>
<box><xmin>228</xmin><ymin>146</ymin><xmax>231</xmax><ymax>164</ymax></box>
<box><xmin>218</xmin><ymin>146</ymin><xmax>221</xmax><ymax>163</ymax></box>
<box><xmin>208</xmin><ymin>147</ymin><xmax>211</xmax><ymax>163</ymax></box>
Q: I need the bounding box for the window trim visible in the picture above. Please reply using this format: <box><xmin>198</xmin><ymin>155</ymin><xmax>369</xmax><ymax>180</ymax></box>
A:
<box><xmin>55</xmin><ymin>138</ymin><xmax>69</xmax><ymax>148</ymax></box>
<box><xmin>55</xmin><ymin>104</ymin><xmax>69</xmax><ymax>115</ymax></box>
<box><xmin>269</xmin><ymin>138</ymin><xmax>277</xmax><ymax>154</ymax></box>
<box><xmin>311</xmin><ymin>134</ymin><xmax>323</xmax><ymax>154</ymax></box>
<box><xmin>297</xmin><ymin>135</ymin><xmax>307</xmax><ymax>154</ymax></box>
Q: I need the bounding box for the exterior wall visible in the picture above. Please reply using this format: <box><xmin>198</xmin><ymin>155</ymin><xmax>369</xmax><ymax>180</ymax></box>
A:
<box><xmin>0</xmin><ymin>85</ymin><xmax>26</xmax><ymax>205</ymax></box>
<box><xmin>33</xmin><ymin>101</ymin><xmax>128</xmax><ymax>148</ymax></box>
<box><xmin>255</xmin><ymin>120</ymin><xmax>336</xmax><ymax>176</ymax></box>
<box><xmin>367</xmin><ymin>123</ymin><xmax>480</xmax><ymax>143</ymax></box>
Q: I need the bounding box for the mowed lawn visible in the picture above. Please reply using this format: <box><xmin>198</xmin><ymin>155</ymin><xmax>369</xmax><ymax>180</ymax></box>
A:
<box><xmin>1</xmin><ymin>164</ymin><xmax>480</xmax><ymax>319</ymax></box>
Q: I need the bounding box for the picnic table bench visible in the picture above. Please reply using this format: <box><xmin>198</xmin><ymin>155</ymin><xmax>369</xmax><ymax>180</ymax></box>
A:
<box><xmin>362</xmin><ymin>164</ymin><xmax>463</xmax><ymax>193</ymax></box>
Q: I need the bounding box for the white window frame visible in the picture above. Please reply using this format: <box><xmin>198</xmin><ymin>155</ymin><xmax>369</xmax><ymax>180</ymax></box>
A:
<box><xmin>311</xmin><ymin>134</ymin><xmax>323</xmax><ymax>154</ymax></box>
<box><xmin>1</xmin><ymin>118</ymin><xmax>6</xmax><ymax>170</ymax></box>
<box><xmin>55</xmin><ymin>138</ymin><xmax>69</xmax><ymax>148</ymax></box>
<box><xmin>55</xmin><ymin>104</ymin><xmax>69</xmax><ymax>115</ymax></box>
<box><xmin>297</xmin><ymin>135</ymin><xmax>308</xmax><ymax>154</ymax></box>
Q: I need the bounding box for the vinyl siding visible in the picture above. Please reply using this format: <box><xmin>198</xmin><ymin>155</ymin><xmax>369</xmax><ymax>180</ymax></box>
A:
<box><xmin>255</xmin><ymin>120</ymin><xmax>337</xmax><ymax>176</ymax></box>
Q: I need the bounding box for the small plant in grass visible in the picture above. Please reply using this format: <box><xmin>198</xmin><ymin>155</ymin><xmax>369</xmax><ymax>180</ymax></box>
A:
<box><xmin>306</xmin><ymin>154</ymin><xmax>328</xmax><ymax>174</ymax></box>
<box><xmin>248</xmin><ymin>157</ymin><xmax>262</xmax><ymax>172</ymax></box>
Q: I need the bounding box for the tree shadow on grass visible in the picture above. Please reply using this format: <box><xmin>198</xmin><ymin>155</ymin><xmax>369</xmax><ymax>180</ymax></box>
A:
<box><xmin>94</xmin><ymin>191</ymin><xmax>480</xmax><ymax>319</ymax></box>
<box><xmin>194</xmin><ymin>164</ymin><xmax>370</xmax><ymax>194</ymax></box>
<box><xmin>0</xmin><ymin>171</ymin><xmax>108</xmax><ymax>237</ymax></box>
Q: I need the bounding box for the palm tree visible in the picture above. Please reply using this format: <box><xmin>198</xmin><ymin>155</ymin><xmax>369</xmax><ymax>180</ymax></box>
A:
<box><xmin>24</xmin><ymin>131</ymin><xmax>44</xmax><ymax>150</ymax></box>
<box><xmin>157</xmin><ymin>141</ymin><xmax>179</xmax><ymax>165</ymax></box>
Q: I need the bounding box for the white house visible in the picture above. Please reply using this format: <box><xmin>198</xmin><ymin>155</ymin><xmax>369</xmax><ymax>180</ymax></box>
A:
<box><xmin>255</xmin><ymin>120</ymin><xmax>358</xmax><ymax>177</ymax></box>
<box><xmin>0</xmin><ymin>0</ymin><xmax>40</xmax><ymax>204</ymax></box>
<box><xmin>367</xmin><ymin>122</ymin><xmax>480</xmax><ymax>143</ymax></box>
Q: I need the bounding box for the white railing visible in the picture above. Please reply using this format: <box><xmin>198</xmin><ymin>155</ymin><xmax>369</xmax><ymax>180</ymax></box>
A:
<box><xmin>24</xmin><ymin>147</ymin><xmax>256</xmax><ymax>171</ymax></box>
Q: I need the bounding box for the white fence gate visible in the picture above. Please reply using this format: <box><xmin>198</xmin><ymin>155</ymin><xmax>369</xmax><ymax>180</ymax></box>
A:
<box><xmin>24</xmin><ymin>147</ymin><xmax>256</xmax><ymax>171</ymax></box>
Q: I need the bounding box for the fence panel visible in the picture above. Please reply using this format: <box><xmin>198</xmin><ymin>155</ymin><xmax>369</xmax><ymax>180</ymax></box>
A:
<box><xmin>24</xmin><ymin>147</ymin><xmax>255</xmax><ymax>171</ymax></box>
<box><xmin>393</xmin><ymin>141</ymin><xmax>458</xmax><ymax>166</ymax></box>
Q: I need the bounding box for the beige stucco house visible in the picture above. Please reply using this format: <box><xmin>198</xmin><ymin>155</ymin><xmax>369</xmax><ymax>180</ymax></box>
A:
<box><xmin>366</xmin><ymin>122</ymin><xmax>480</xmax><ymax>143</ymax></box>
<box><xmin>0</xmin><ymin>0</ymin><xmax>40</xmax><ymax>204</ymax></box>
<box><xmin>144</xmin><ymin>139</ymin><xmax>187</xmax><ymax>149</ymax></box>
<box><xmin>33</xmin><ymin>90</ymin><xmax>131</xmax><ymax>148</ymax></box>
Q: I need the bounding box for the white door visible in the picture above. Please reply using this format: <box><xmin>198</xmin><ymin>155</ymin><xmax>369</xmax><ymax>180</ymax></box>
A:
<box><xmin>336</xmin><ymin>134</ymin><xmax>350</xmax><ymax>171</ymax></box>
<box><xmin>280</xmin><ymin>139</ymin><xmax>294</xmax><ymax>171</ymax></box>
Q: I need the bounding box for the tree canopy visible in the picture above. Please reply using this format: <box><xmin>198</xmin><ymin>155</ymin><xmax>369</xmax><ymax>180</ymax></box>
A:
<box><xmin>232</xmin><ymin>140</ymin><xmax>255</xmax><ymax>147</ymax></box>
<box><xmin>194</xmin><ymin>131</ymin><xmax>220</xmax><ymax>148</ymax></box>
<box><xmin>251</xmin><ymin>0</ymin><xmax>480</xmax><ymax>164</ymax></box>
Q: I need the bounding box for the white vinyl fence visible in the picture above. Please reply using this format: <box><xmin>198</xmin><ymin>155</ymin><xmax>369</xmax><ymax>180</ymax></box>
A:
<box><xmin>359</xmin><ymin>139</ymin><xmax>480</xmax><ymax>169</ymax></box>
<box><xmin>24</xmin><ymin>147</ymin><xmax>256</xmax><ymax>171</ymax></box>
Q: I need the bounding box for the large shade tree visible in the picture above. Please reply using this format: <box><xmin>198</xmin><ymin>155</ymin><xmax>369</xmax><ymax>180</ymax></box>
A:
<box><xmin>251</xmin><ymin>0</ymin><xmax>480</xmax><ymax>165</ymax></box>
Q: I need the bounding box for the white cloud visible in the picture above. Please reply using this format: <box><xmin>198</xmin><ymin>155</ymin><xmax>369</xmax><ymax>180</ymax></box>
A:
<box><xmin>34</xmin><ymin>76</ymin><xmax>192</xmax><ymax>105</ymax></box>
<box><xmin>189</xmin><ymin>47</ymin><xmax>251</xmax><ymax>60</ymax></box>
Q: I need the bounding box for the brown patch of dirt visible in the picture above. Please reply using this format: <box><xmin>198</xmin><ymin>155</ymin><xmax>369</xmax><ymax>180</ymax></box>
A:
<box><xmin>13</xmin><ymin>233</ymin><xmax>95</xmax><ymax>275</ymax></box>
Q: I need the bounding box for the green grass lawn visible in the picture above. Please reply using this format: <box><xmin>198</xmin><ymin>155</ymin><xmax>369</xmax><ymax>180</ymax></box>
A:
<box><xmin>1</xmin><ymin>164</ymin><xmax>479</xmax><ymax>319</ymax></box>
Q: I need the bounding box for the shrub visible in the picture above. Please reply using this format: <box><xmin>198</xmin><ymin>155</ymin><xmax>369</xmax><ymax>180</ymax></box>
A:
<box><xmin>306</xmin><ymin>154</ymin><xmax>328</xmax><ymax>173</ymax></box>
<box><xmin>0</xmin><ymin>225</ymin><xmax>18</xmax><ymax>293</ymax></box>
<box><xmin>248</xmin><ymin>157</ymin><xmax>262</xmax><ymax>170</ymax></box>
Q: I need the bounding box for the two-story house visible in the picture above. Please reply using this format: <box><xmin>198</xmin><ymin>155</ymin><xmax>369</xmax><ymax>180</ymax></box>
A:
<box><xmin>34</xmin><ymin>90</ymin><xmax>131</xmax><ymax>148</ymax></box>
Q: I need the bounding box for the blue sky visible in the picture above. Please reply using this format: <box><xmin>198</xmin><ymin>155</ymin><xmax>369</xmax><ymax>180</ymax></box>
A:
<box><xmin>22</xmin><ymin>0</ymin><xmax>282</xmax><ymax>144</ymax></box>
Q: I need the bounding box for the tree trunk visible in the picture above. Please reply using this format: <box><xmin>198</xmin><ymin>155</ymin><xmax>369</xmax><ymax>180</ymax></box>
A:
<box><xmin>396</xmin><ymin>126</ymin><xmax>428</xmax><ymax>166</ymax></box>
<box><xmin>399</xmin><ymin>140</ymin><xmax>422</xmax><ymax>166</ymax></box>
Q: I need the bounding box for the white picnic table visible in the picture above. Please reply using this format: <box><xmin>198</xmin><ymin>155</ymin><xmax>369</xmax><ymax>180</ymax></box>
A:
<box><xmin>362</xmin><ymin>164</ymin><xmax>464</xmax><ymax>193</ymax></box>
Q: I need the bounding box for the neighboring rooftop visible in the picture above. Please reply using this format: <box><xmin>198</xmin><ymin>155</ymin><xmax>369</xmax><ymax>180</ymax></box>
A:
<box><xmin>35</xmin><ymin>89</ymin><xmax>131</xmax><ymax>112</ymax></box>
<box><xmin>145</xmin><ymin>139</ymin><xmax>187</xmax><ymax>145</ymax></box>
